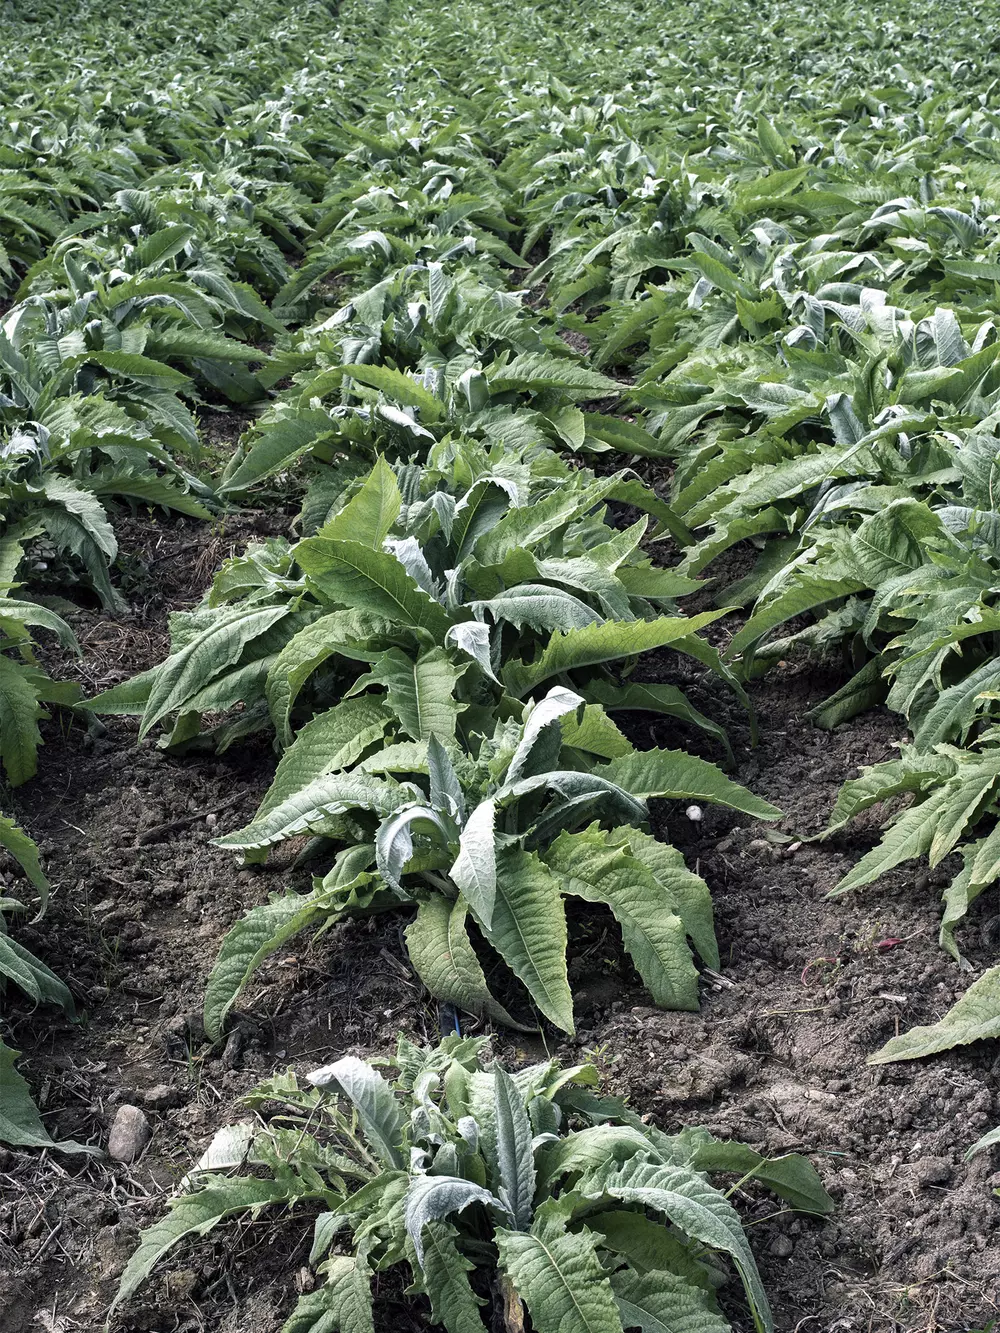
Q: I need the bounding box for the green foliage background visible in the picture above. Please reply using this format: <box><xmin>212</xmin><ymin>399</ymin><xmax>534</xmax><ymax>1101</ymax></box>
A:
<box><xmin>3</xmin><ymin>0</ymin><xmax>1000</xmax><ymax>1318</ymax></box>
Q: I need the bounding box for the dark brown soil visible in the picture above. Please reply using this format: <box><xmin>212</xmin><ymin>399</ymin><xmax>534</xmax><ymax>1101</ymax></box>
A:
<box><xmin>1</xmin><ymin>520</ymin><xmax>999</xmax><ymax>1333</ymax></box>
<box><xmin>599</xmin><ymin>662</ymin><xmax>1000</xmax><ymax>1332</ymax></box>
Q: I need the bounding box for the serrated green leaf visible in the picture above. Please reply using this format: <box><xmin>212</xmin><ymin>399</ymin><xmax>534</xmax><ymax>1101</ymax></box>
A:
<box><xmin>0</xmin><ymin>656</ymin><xmax>45</xmax><ymax>786</ymax></box>
<box><xmin>413</xmin><ymin>1219</ymin><xmax>486</xmax><ymax>1333</ymax></box>
<box><xmin>584</xmin><ymin>681</ymin><xmax>731</xmax><ymax>759</ymax></box>
<box><xmin>608</xmin><ymin>827</ymin><xmax>719</xmax><ymax>969</ymax></box>
<box><xmin>473</xmin><ymin>584</ymin><xmax>603</xmax><ymax>634</ymax></box>
<box><xmin>358</xmin><ymin>741</ymin><xmax>430</xmax><ymax>775</ymax></box>
<box><xmin>0</xmin><ymin>933</ymin><xmax>73</xmax><ymax>1010</ymax></box>
<box><xmin>560</xmin><ymin>704</ymin><xmax>634</xmax><ymax>759</ymax></box>
<box><xmin>587</xmin><ymin>1211</ymin><xmax>716</xmax><ymax>1291</ymax></box>
<box><xmin>404</xmin><ymin>1175</ymin><xmax>502</xmax><ymax>1266</ymax></box>
<box><xmin>0</xmin><ymin>597</ymin><xmax>77</xmax><ymax>649</ymax></box>
<box><xmin>823</xmin><ymin>751</ymin><xmax>954</xmax><ymax>835</ymax></box>
<box><xmin>449</xmin><ymin>799</ymin><xmax>497</xmax><ymax>927</ymax></box>
<box><xmin>282</xmin><ymin>1254</ymin><xmax>375</xmax><ymax>1333</ymax></box>
<box><xmin>685</xmin><ymin>251</ymin><xmax>753</xmax><ymax>299</ymax></box>
<box><xmin>80</xmin><ymin>666</ymin><xmax>158</xmax><ymax>715</ymax></box>
<box><xmin>343</xmin><ymin>365</ymin><xmax>444</xmax><ymax>422</ymax></box>
<box><xmin>546</xmin><ymin>827</ymin><xmax>700</xmax><ymax>1011</ymax></box>
<box><xmin>583</xmin><ymin>412</ymin><xmax>671</xmax><ymax>458</ymax></box>
<box><xmin>307</xmin><ymin>1056</ymin><xmax>405</xmax><ymax>1168</ymax></box>
<box><xmin>376</xmin><ymin>804</ymin><xmax>452</xmax><ymax>895</ymax></box>
<box><xmin>494</xmin><ymin>1067</ymin><xmax>535</xmax><ymax>1229</ymax></box>
<box><xmin>140</xmin><ymin>606</ymin><xmax>291</xmax><ymax>740</ymax></box>
<box><xmin>368</xmin><ymin>648</ymin><xmax>466</xmax><ymax>741</ymax></box>
<box><xmin>686</xmin><ymin>1139</ymin><xmax>833</xmax><ymax>1215</ymax></box>
<box><xmin>0</xmin><ymin>1041</ymin><xmax>95</xmax><ymax>1154</ymax></box>
<box><xmin>84</xmin><ymin>470</ymin><xmax>213</xmax><ymax>520</ymax></box>
<box><xmin>85</xmin><ymin>349</ymin><xmax>191</xmax><ymax>390</ymax></box>
<box><xmin>808</xmin><ymin>659</ymin><xmax>887</xmax><ymax>731</ymax></box>
<box><xmin>756</xmin><ymin>114</ymin><xmax>793</xmax><ymax>168</ymax></box>
<box><xmin>319</xmin><ymin>456</ymin><xmax>403</xmax><ymax>546</ymax></box>
<box><xmin>203</xmin><ymin>877</ymin><xmax>372</xmax><ymax>1040</ymax></box>
<box><xmin>607</xmin><ymin>479</ymin><xmax>694</xmax><ymax>545</ymax></box>
<box><xmin>595</xmin><ymin>749</ymin><xmax>780</xmax><ymax>819</ymax></box>
<box><xmin>221</xmin><ymin>410</ymin><xmax>334</xmax><ymax>493</ymax></box>
<box><xmin>966</xmin><ymin>1123</ymin><xmax>1000</xmax><ymax>1160</ymax></box>
<box><xmin>585</xmin><ymin>1157</ymin><xmax>771</xmax><ymax>1333</ymax></box>
<box><xmin>214</xmin><ymin>773</ymin><xmax>409</xmax><ymax>850</ymax></box>
<box><xmin>914</xmin><ymin>657</ymin><xmax>1000</xmax><ymax>749</ymax></box>
<box><xmin>728</xmin><ymin>572</ymin><xmax>864</xmax><ymax>658</ymax></box>
<box><xmin>296</xmin><ymin>539</ymin><xmax>452</xmax><ymax>636</ymax></box>
<box><xmin>112</xmin><ymin>1180</ymin><xmax>293</xmax><ymax>1314</ymax></box>
<box><xmin>536</xmin><ymin>1123</ymin><xmax>657</xmax><ymax>1188</ymax></box>
<box><xmin>129</xmin><ymin>223</ymin><xmax>195</xmax><ymax>269</ymax></box>
<box><xmin>405</xmin><ymin>894</ymin><xmax>521</xmax><ymax>1028</ymax></box>
<box><xmin>496</xmin><ymin>1216</ymin><xmax>624</xmax><ymax>1333</ymax></box>
<box><xmin>870</xmin><ymin>965</ymin><xmax>1000</xmax><ymax>1064</ymax></box>
<box><xmin>257</xmin><ymin>699</ymin><xmax>395</xmax><ymax>822</ymax></box>
<box><xmin>487</xmin><ymin>352</ymin><xmax>620</xmax><ymax>398</ymax></box>
<box><xmin>611</xmin><ymin>1267</ymin><xmax>729</xmax><ymax>1333</ymax></box>
<box><xmin>831</xmin><ymin>771</ymin><xmax>995</xmax><ymax>895</ymax></box>
<box><xmin>0</xmin><ymin>813</ymin><xmax>48</xmax><ymax>901</ymax></box>
<box><xmin>474</xmin><ymin>848</ymin><xmax>573</xmax><ymax>1034</ymax></box>
<box><xmin>508</xmin><ymin>687</ymin><xmax>585</xmax><ymax>784</ymax></box>
<box><xmin>503</xmin><ymin>613</ymin><xmax>723</xmax><ymax>698</ymax></box>
<box><xmin>265</xmin><ymin>609</ymin><xmax>393</xmax><ymax>747</ymax></box>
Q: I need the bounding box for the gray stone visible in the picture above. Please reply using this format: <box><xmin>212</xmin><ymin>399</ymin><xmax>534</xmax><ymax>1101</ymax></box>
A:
<box><xmin>143</xmin><ymin>1083</ymin><xmax>181</xmax><ymax>1110</ymax></box>
<box><xmin>108</xmin><ymin>1104</ymin><xmax>151</xmax><ymax>1163</ymax></box>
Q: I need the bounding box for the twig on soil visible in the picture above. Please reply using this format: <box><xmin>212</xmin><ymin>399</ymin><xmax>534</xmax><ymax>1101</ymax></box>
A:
<box><xmin>939</xmin><ymin>1264</ymin><xmax>999</xmax><ymax>1306</ymax></box>
<box><xmin>762</xmin><ymin>1004</ymin><xmax>832</xmax><ymax>1017</ymax></box>
<box><xmin>32</xmin><ymin>1220</ymin><xmax>65</xmax><ymax>1263</ymax></box>
<box><xmin>743</xmin><ymin>1207</ymin><xmax>796</xmax><ymax>1227</ymax></box>
<box><xmin>135</xmin><ymin>791</ymin><xmax>246</xmax><ymax>845</ymax></box>
<box><xmin>379</xmin><ymin>947</ymin><xmax>418</xmax><ymax>985</ymax></box>
<box><xmin>701</xmin><ymin>967</ymin><xmax>735</xmax><ymax>989</ymax></box>
<box><xmin>763</xmin><ymin>993</ymin><xmax>909</xmax><ymax>1018</ymax></box>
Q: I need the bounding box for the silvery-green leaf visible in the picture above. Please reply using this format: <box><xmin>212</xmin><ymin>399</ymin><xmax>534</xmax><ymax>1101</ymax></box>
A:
<box><xmin>493</xmin><ymin>1068</ymin><xmax>536</xmax><ymax>1231</ymax></box>
<box><xmin>307</xmin><ymin>1056</ymin><xmax>405</xmax><ymax>1168</ymax></box>
<box><xmin>404</xmin><ymin>1174</ymin><xmax>504</xmax><ymax>1266</ymax></box>
<box><xmin>446</xmin><ymin>621</ymin><xmax>499</xmax><ymax>683</ymax></box>
<box><xmin>507</xmin><ymin>687</ymin><xmax>584</xmax><ymax>786</ymax></box>
<box><xmin>428</xmin><ymin>734</ymin><xmax>465</xmax><ymax>822</ymax></box>
<box><xmin>449</xmin><ymin>798</ymin><xmax>497</xmax><ymax>927</ymax></box>
<box><xmin>384</xmin><ymin>536</ymin><xmax>441</xmax><ymax>599</ymax></box>
<box><xmin>376</xmin><ymin>805</ymin><xmax>453</xmax><ymax>896</ymax></box>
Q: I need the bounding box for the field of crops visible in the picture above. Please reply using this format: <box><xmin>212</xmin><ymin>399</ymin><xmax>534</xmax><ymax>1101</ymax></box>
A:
<box><xmin>3</xmin><ymin>0</ymin><xmax>1000</xmax><ymax>1327</ymax></box>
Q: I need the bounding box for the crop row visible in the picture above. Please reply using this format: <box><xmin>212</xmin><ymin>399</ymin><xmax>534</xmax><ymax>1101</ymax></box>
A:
<box><xmin>0</xmin><ymin>0</ymin><xmax>369</xmax><ymax>1153</ymax></box>
<box><xmin>3</xmin><ymin>0</ymin><xmax>1000</xmax><ymax>1325</ymax></box>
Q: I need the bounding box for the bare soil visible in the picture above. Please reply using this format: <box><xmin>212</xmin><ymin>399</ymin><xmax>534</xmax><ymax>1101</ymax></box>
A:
<box><xmin>1</xmin><ymin>516</ymin><xmax>998</xmax><ymax>1333</ymax></box>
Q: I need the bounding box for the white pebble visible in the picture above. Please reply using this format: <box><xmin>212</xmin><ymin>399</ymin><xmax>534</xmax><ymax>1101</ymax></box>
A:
<box><xmin>685</xmin><ymin>805</ymin><xmax>703</xmax><ymax>822</ymax></box>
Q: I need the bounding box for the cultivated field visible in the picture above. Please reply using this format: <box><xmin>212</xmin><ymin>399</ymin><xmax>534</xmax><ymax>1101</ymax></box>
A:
<box><xmin>2</xmin><ymin>0</ymin><xmax>999</xmax><ymax>1329</ymax></box>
